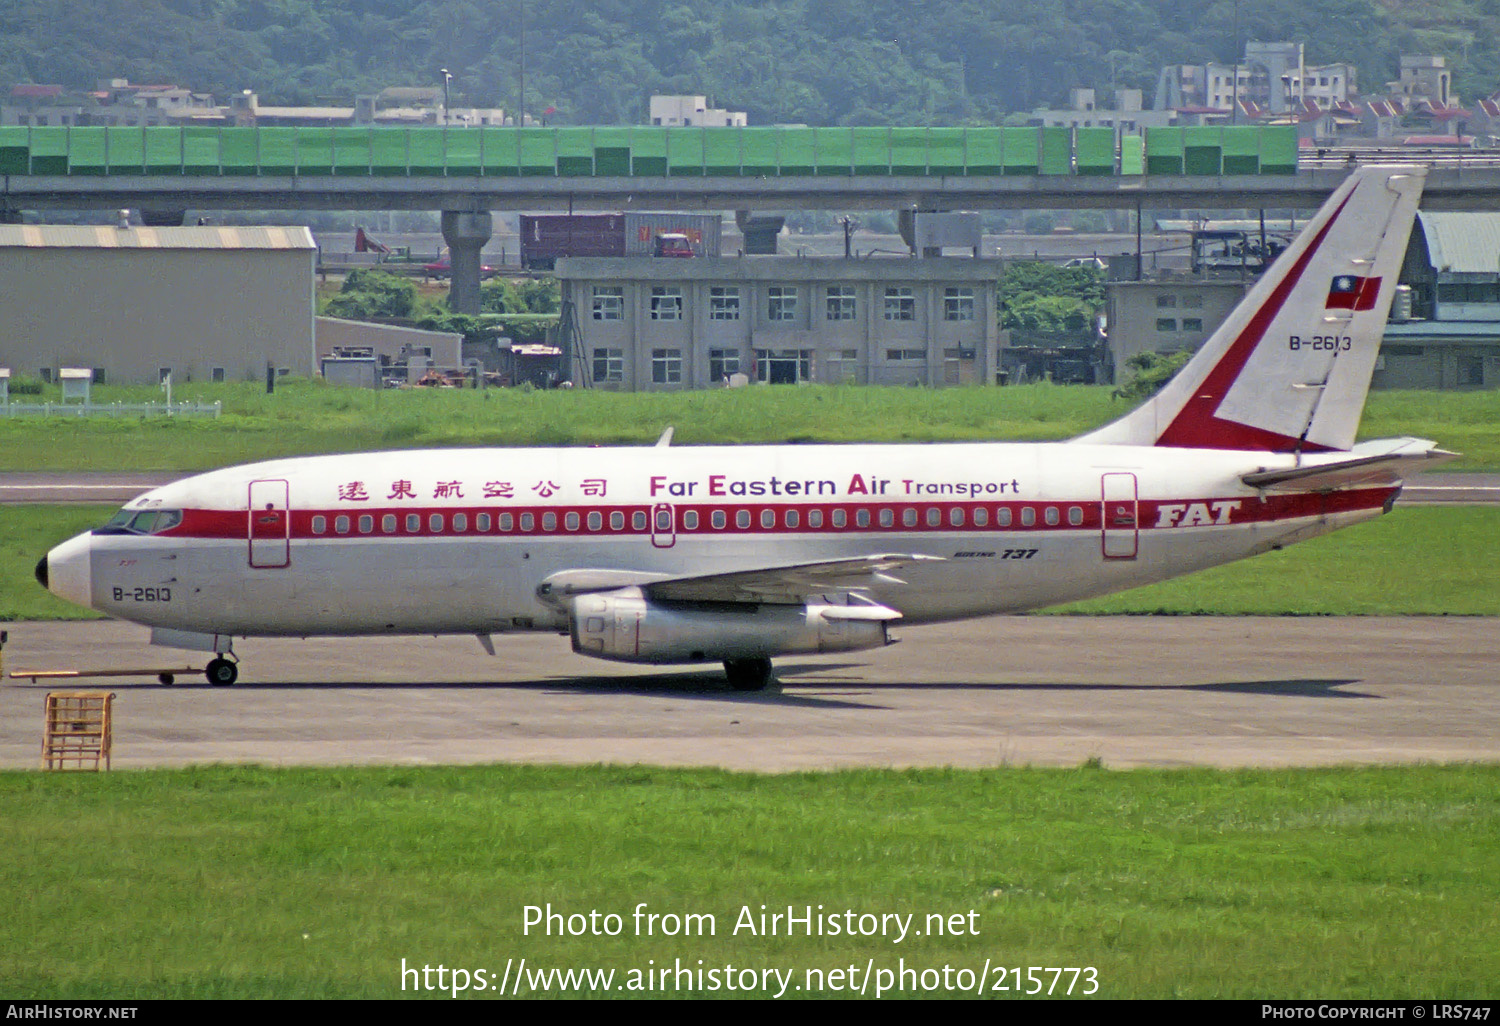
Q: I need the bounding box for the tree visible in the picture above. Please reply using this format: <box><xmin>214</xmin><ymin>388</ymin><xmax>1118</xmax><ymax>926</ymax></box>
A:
<box><xmin>323</xmin><ymin>268</ymin><xmax>417</xmax><ymax>320</ymax></box>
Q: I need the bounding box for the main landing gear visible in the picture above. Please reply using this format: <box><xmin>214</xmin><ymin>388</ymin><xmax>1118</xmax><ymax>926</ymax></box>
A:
<box><xmin>205</xmin><ymin>656</ymin><xmax>239</xmax><ymax>687</ymax></box>
<box><xmin>724</xmin><ymin>657</ymin><xmax>774</xmax><ymax>692</ymax></box>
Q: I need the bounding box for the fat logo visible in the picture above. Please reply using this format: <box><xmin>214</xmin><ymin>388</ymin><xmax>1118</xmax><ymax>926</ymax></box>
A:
<box><xmin>1154</xmin><ymin>501</ymin><xmax>1241</xmax><ymax>528</ymax></box>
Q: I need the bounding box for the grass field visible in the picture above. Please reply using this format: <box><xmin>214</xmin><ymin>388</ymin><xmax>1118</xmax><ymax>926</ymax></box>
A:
<box><xmin>7</xmin><ymin>505</ymin><xmax>1497</xmax><ymax>621</ymax></box>
<box><xmin>2</xmin><ymin>380</ymin><xmax>1498</xmax><ymax>471</ymax></box>
<box><xmin>6</xmin><ymin>388</ymin><xmax>1496</xmax><ymax>1001</ymax></box>
<box><xmin>1</xmin><ymin>763</ymin><xmax>1495</xmax><ymax>998</ymax></box>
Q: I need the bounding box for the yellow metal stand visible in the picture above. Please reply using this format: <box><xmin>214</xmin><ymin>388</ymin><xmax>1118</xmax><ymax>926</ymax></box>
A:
<box><xmin>42</xmin><ymin>691</ymin><xmax>115</xmax><ymax>771</ymax></box>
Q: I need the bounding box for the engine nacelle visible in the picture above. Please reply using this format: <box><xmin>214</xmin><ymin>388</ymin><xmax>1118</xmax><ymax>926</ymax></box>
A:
<box><xmin>569</xmin><ymin>589</ymin><xmax>898</xmax><ymax>664</ymax></box>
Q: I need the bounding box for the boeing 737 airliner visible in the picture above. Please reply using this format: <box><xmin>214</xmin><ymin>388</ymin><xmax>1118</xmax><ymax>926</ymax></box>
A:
<box><xmin>36</xmin><ymin>165</ymin><xmax>1451</xmax><ymax>689</ymax></box>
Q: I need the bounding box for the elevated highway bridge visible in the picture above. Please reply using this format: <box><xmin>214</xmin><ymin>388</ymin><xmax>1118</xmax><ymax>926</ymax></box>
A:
<box><xmin>5</xmin><ymin>123</ymin><xmax>1500</xmax><ymax>309</ymax></box>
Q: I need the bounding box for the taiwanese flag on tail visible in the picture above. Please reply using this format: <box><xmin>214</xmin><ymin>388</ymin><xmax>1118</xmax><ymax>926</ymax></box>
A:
<box><xmin>1326</xmin><ymin>274</ymin><xmax>1383</xmax><ymax>311</ymax></box>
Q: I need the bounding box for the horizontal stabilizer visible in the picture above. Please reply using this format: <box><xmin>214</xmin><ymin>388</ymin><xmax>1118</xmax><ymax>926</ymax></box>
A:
<box><xmin>1242</xmin><ymin>437</ymin><xmax>1460</xmax><ymax>491</ymax></box>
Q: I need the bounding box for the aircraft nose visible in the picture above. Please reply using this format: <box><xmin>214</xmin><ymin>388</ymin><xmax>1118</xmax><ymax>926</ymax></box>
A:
<box><xmin>41</xmin><ymin>533</ymin><xmax>93</xmax><ymax>609</ymax></box>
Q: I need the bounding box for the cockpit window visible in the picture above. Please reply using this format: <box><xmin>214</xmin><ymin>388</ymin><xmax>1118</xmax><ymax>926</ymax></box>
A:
<box><xmin>94</xmin><ymin>508</ymin><xmax>183</xmax><ymax>535</ymax></box>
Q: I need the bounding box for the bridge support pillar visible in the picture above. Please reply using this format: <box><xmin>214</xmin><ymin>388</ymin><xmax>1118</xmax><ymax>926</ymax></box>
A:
<box><xmin>734</xmin><ymin>211</ymin><xmax>785</xmax><ymax>255</ymax></box>
<box><xmin>441</xmin><ymin>210</ymin><xmax>493</xmax><ymax>315</ymax></box>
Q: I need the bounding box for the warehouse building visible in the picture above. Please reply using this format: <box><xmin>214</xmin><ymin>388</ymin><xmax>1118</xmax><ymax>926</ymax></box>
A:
<box><xmin>1374</xmin><ymin>211</ymin><xmax>1500</xmax><ymax>389</ymax></box>
<box><xmin>0</xmin><ymin>223</ymin><xmax>315</xmax><ymax>384</ymax></box>
<box><xmin>558</xmin><ymin>257</ymin><xmax>1003</xmax><ymax>390</ymax></box>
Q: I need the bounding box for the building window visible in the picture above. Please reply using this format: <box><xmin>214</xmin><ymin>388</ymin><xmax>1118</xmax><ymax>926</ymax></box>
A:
<box><xmin>826</xmin><ymin>286</ymin><xmax>857</xmax><ymax>321</ymax></box>
<box><xmin>884</xmin><ymin>287</ymin><xmax>916</xmax><ymax>321</ymax></box>
<box><xmin>650</xmin><ymin>287</ymin><xmax>683</xmax><ymax>321</ymax></box>
<box><xmin>886</xmin><ymin>348</ymin><xmax>925</xmax><ymax>361</ymax></box>
<box><xmin>592</xmin><ymin>348</ymin><xmax>623</xmax><ymax>382</ymax></box>
<box><xmin>211</xmin><ymin>367</ymin><xmax>226</xmax><ymax>383</ymax></box>
<box><xmin>755</xmin><ymin>349</ymin><xmax>812</xmax><ymax>384</ymax></box>
<box><xmin>767</xmin><ymin>286</ymin><xmax>798</xmax><ymax>322</ymax></box>
<box><xmin>709</xmin><ymin>286</ymin><xmax>740</xmax><ymax>320</ymax></box>
<box><xmin>943</xmin><ymin>287</ymin><xmax>975</xmax><ymax>322</ymax></box>
<box><xmin>1181</xmin><ymin>294</ymin><xmax>1203</xmax><ymax>309</ymax></box>
<box><xmin>825</xmin><ymin>348</ymin><xmax>859</xmax><ymax>382</ymax></box>
<box><xmin>709</xmin><ymin>348</ymin><xmax>740</xmax><ymax>381</ymax></box>
<box><xmin>1182</xmin><ymin>318</ymin><xmax>1204</xmax><ymax>332</ymax></box>
<box><xmin>1156</xmin><ymin>318</ymin><xmax>1177</xmax><ymax>332</ymax></box>
<box><xmin>591</xmin><ymin>286</ymin><xmax>623</xmax><ymax>321</ymax></box>
<box><xmin>652</xmin><ymin>348</ymin><xmax>682</xmax><ymax>383</ymax></box>
<box><xmin>1156</xmin><ymin>295</ymin><xmax>1177</xmax><ymax>309</ymax></box>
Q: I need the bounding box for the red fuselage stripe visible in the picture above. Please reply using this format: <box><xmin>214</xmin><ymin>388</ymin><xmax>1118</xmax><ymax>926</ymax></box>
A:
<box><xmin>156</xmin><ymin>488</ymin><xmax>1397</xmax><ymax>542</ymax></box>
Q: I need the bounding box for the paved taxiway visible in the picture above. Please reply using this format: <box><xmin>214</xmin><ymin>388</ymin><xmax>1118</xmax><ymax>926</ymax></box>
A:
<box><xmin>2</xmin><ymin>617</ymin><xmax>1494</xmax><ymax>770</ymax></box>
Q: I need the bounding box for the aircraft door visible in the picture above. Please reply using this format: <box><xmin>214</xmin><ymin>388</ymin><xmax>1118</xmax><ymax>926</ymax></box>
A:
<box><xmin>1100</xmin><ymin>472</ymin><xmax>1139</xmax><ymax>560</ymax></box>
<box><xmin>248</xmin><ymin>479</ymin><xmax>291</xmax><ymax>568</ymax></box>
<box><xmin>651</xmin><ymin>502</ymin><xmax>676</xmax><ymax>548</ymax></box>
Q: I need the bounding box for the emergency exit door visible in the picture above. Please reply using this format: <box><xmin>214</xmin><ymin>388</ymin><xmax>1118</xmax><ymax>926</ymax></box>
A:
<box><xmin>248</xmin><ymin>479</ymin><xmax>290</xmax><ymax>568</ymax></box>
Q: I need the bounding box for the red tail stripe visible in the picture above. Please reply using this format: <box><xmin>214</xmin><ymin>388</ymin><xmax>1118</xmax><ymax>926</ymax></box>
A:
<box><xmin>1156</xmin><ymin>188</ymin><xmax>1357</xmax><ymax>451</ymax></box>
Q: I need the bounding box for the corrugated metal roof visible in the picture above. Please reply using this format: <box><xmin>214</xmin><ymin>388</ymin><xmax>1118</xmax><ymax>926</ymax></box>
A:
<box><xmin>1416</xmin><ymin>212</ymin><xmax>1500</xmax><ymax>274</ymax></box>
<box><xmin>0</xmin><ymin>225</ymin><xmax>316</xmax><ymax>250</ymax></box>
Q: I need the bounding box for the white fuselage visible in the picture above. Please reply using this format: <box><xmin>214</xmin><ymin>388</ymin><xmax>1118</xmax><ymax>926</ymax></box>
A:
<box><xmin>48</xmin><ymin>441</ymin><xmax>1395</xmax><ymax>641</ymax></box>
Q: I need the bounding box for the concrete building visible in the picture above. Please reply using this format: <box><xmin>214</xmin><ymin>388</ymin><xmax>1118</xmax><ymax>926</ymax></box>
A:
<box><xmin>1028</xmin><ymin>88</ymin><xmax>1176</xmax><ymax>137</ymax></box>
<box><xmin>1105</xmin><ymin>277</ymin><xmax>1250</xmax><ymax>371</ymax></box>
<box><xmin>315</xmin><ymin>317</ymin><xmax>462</xmax><ymax>374</ymax></box>
<box><xmin>3</xmin><ymin>79</ymin><xmax>218</xmax><ymax>127</ymax></box>
<box><xmin>648</xmin><ymin>95</ymin><xmax>747</xmax><ymax>127</ymax></box>
<box><xmin>557</xmin><ymin>257</ymin><xmax>1001</xmax><ymax>390</ymax></box>
<box><xmin>1388</xmin><ymin>55</ymin><xmax>1455</xmax><ymax>109</ymax></box>
<box><xmin>0</xmin><ymin>224</ymin><xmax>316</xmax><ymax>384</ymax></box>
<box><xmin>1156</xmin><ymin>42</ymin><xmax>1354</xmax><ymax>115</ymax></box>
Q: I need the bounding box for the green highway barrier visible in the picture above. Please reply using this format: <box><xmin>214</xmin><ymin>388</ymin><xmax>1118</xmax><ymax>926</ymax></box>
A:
<box><xmin>0</xmin><ymin>124</ymin><xmax>1299</xmax><ymax>178</ymax></box>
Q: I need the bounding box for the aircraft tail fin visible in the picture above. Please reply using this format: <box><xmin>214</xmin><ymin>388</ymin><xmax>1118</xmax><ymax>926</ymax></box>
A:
<box><xmin>1078</xmin><ymin>165</ymin><xmax>1426</xmax><ymax>453</ymax></box>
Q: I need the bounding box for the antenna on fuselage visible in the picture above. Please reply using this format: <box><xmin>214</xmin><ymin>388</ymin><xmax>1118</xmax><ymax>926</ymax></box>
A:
<box><xmin>655</xmin><ymin>426</ymin><xmax>674</xmax><ymax>448</ymax></box>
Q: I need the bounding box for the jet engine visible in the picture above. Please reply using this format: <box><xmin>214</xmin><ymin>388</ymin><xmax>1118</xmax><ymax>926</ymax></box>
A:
<box><xmin>568</xmin><ymin>589</ymin><xmax>898</xmax><ymax>664</ymax></box>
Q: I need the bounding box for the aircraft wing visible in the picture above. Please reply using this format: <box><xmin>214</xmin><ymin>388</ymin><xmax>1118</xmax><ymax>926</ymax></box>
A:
<box><xmin>1242</xmin><ymin>437</ymin><xmax>1460</xmax><ymax>492</ymax></box>
<box><xmin>535</xmin><ymin>554</ymin><xmax>944</xmax><ymax>608</ymax></box>
<box><xmin>643</xmin><ymin>553</ymin><xmax>945</xmax><ymax>603</ymax></box>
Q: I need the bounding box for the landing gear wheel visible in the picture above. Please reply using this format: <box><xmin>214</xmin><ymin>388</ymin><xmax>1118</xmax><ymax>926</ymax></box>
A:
<box><xmin>724</xmin><ymin>657</ymin><xmax>774</xmax><ymax>692</ymax></box>
<box><xmin>206</xmin><ymin>657</ymin><xmax>238</xmax><ymax>687</ymax></box>
<box><xmin>158</xmin><ymin>673</ymin><xmax>175</xmax><ymax>685</ymax></box>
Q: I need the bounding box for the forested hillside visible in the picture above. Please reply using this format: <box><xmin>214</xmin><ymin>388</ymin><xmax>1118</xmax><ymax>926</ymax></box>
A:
<box><xmin>2</xmin><ymin>0</ymin><xmax>1499</xmax><ymax>125</ymax></box>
